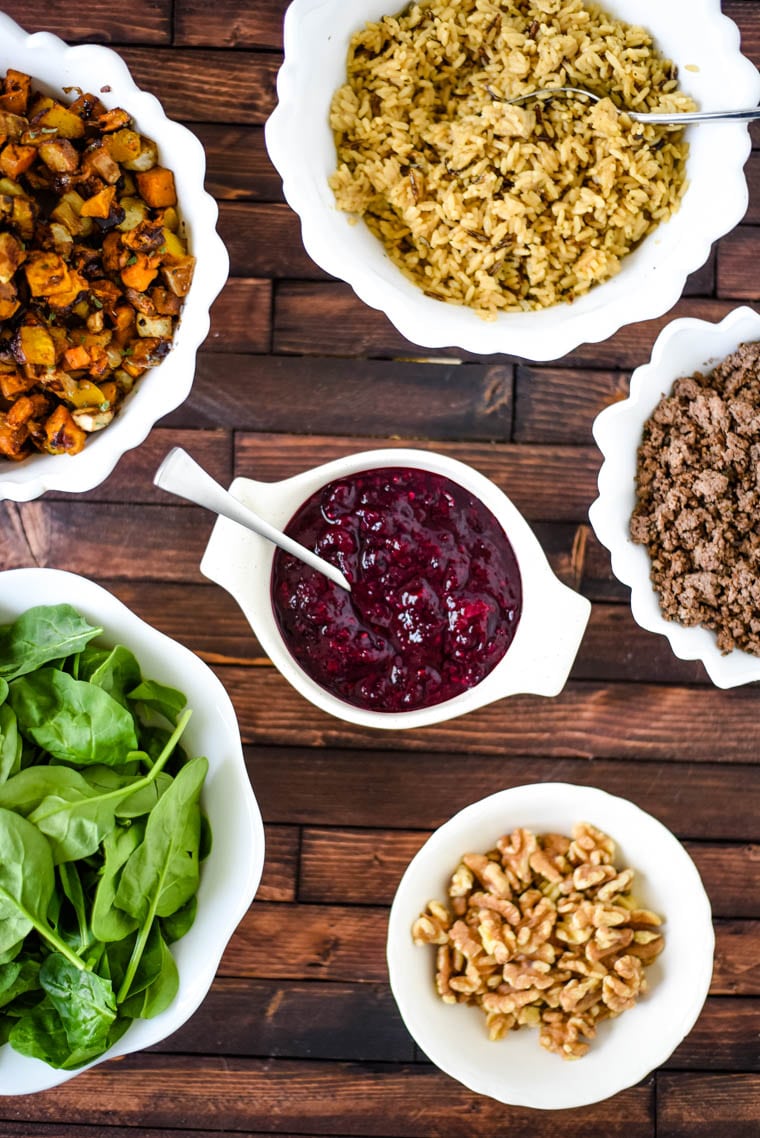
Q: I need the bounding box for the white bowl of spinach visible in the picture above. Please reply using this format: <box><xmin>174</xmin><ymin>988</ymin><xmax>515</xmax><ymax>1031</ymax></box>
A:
<box><xmin>0</xmin><ymin>567</ymin><xmax>264</xmax><ymax>1093</ymax></box>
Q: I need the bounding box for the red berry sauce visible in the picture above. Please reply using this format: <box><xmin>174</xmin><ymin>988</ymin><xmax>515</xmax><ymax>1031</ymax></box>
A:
<box><xmin>271</xmin><ymin>466</ymin><xmax>522</xmax><ymax>712</ymax></box>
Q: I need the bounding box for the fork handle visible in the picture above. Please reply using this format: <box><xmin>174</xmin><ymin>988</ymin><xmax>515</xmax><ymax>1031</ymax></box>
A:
<box><xmin>630</xmin><ymin>107</ymin><xmax>760</xmax><ymax>124</ymax></box>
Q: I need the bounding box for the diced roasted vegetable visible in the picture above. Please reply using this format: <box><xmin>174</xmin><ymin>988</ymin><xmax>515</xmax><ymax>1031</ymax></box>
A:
<box><xmin>0</xmin><ymin>67</ymin><xmax>190</xmax><ymax>462</ymax></box>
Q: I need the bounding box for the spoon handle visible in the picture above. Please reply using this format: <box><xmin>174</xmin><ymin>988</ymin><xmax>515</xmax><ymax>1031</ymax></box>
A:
<box><xmin>631</xmin><ymin>106</ymin><xmax>760</xmax><ymax>124</ymax></box>
<box><xmin>154</xmin><ymin>447</ymin><xmax>352</xmax><ymax>592</ymax></box>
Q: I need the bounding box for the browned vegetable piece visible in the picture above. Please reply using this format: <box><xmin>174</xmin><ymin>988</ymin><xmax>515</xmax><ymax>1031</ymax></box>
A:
<box><xmin>0</xmin><ymin>70</ymin><xmax>31</xmax><ymax>116</ymax></box>
<box><xmin>43</xmin><ymin>404</ymin><xmax>87</xmax><ymax>455</ymax></box>
<box><xmin>7</xmin><ymin>392</ymin><xmax>48</xmax><ymax>427</ymax></box>
<box><xmin>120</xmin><ymin>253</ymin><xmax>160</xmax><ymax>292</ymax></box>
<box><xmin>121</xmin><ymin>219</ymin><xmax>164</xmax><ymax>253</ymax></box>
<box><xmin>162</xmin><ymin>257</ymin><xmax>195</xmax><ymax>298</ymax></box>
<box><xmin>0</xmin><ymin>110</ymin><xmax>25</xmax><ymax>141</ymax></box>
<box><xmin>31</xmin><ymin>101</ymin><xmax>85</xmax><ymax>140</ymax></box>
<box><xmin>105</xmin><ymin>128</ymin><xmax>141</xmax><ymax>164</ymax></box>
<box><xmin>13</xmin><ymin>323</ymin><xmax>57</xmax><ymax>367</ymax></box>
<box><xmin>0</xmin><ymin>413</ymin><xmax>29</xmax><ymax>459</ymax></box>
<box><xmin>0</xmin><ymin>280</ymin><xmax>20</xmax><ymax>320</ymax></box>
<box><xmin>0</xmin><ymin>232</ymin><xmax>25</xmax><ymax>284</ymax></box>
<box><xmin>37</xmin><ymin>138</ymin><xmax>79</xmax><ymax>173</ymax></box>
<box><xmin>24</xmin><ymin>251</ymin><xmax>88</xmax><ymax>302</ymax></box>
<box><xmin>135</xmin><ymin>166</ymin><xmax>177</xmax><ymax>208</ymax></box>
<box><xmin>0</xmin><ymin>368</ymin><xmax>36</xmax><ymax>399</ymax></box>
<box><xmin>80</xmin><ymin>185</ymin><xmax>117</xmax><ymax>218</ymax></box>
<box><xmin>81</xmin><ymin>141</ymin><xmax>121</xmax><ymax>184</ymax></box>
<box><xmin>68</xmin><ymin>92</ymin><xmax>105</xmax><ymax>120</ymax></box>
<box><xmin>150</xmin><ymin>285</ymin><xmax>182</xmax><ymax>316</ymax></box>
<box><xmin>0</xmin><ymin>143</ymin><xmax>36</xmax><ymax>179</ymax></box>
<box><xmin>96</xmin><ymin>107</ymin><xmax>132</xmax><ymax>133</ymax></box>
<box><xmin>63</xmin><ymin>345</ymin><xmax>90</xmax><ymax>371</ymax></box>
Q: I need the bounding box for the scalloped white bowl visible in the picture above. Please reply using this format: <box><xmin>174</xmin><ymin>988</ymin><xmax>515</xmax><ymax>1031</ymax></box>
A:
<box><xmin>265</xmin><ymin>0</ymin><xmax>759</xmax><ymax>361</ymax></box>
<box><xmin>387</xmin><ymin>782</ymin><xmax>714</xmax><ymax>1109</ymax></box>
<box><xmin>199</xmin><ymin>447</ymin><xmax>590</xmax><ymax>730</ymax></box>
<box><xmin>0</xmin><ymin>14</ymin><xmax>229</xmax><ymax>502</ymax></box>
<box><xmin>590</xmin><ymin>304</ymin><xmax>760</xmax><ymax>688</ymax></box>
<box><xmin>0</xmin><ymin>568</ymin><xmax>264</xmax><ymax>1094</ymax></box>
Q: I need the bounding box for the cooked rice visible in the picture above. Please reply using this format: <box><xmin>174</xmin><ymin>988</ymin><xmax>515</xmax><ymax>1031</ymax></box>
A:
<box><xmin>329</xmin><ymin>0</ymin><xmax>695</xmax><ymax>316</ymax></box>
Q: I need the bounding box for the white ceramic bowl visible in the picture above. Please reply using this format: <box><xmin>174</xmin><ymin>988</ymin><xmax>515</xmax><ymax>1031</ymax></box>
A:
<box><xmin>265</xmin><ymin>0</ymin><xmax>759</xmax><ymax>361</ymax></box>
<box><xmin>0</xmin><ymin>14</ymin><xmax>229</xmax><ymax>502</ymax></box>
<box><xmin>387</xmin><ymin>782</ymin><xmax>714</xmax><ymax>1110</ymax></box>
<box><xmin>590</xmin><ymin>304</ymin><xmax>760</xmax><ymax>688</ymax></box>
<box><xmin>199</xmin><ymin>447</ymin><xmax>591</xmax><ymax>729</ymax></box>
<box><xmin>0</xmin><ymin>567</ymin><xmax>264</xmax><ymax>1095</ymax></box>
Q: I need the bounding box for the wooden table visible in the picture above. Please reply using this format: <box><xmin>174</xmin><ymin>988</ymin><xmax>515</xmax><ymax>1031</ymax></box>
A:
<box><xmin>1</xmin><ymin>1</ymin><xmax>759</xmax><ymax>1135</ymax></box>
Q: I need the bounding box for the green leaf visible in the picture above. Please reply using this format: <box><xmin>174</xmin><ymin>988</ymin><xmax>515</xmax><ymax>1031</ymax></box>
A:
<box><xmin>0</xmin><ymin>765</ymin><xmax>96</xmax><ymax>817</ymax></box>
<box><xmin>9</xmin><ymin>668</ymin><xmax>139</xmax><ymax>765</ymax></box>
<box><xmin>0</xmin><ymin>677</ymin><xmax>8</xmax><ymax>704</ymax></box>
<box><xmin>9</xmin><ymin>996</ymin><xmax>104</xmax><ymax>1069</ymax></box>
<box><xmin>115</xmin><ymin>772</ymin><xmax>172</xmax><ymax>819</ymax></box>
<box><xmin>0</xmin><ymin>808</ymin><xmax>85</xmax><ymax>970</ymax></box>
<box><xmin>114</xmin><ymin>756</ymin><xmax>207</xmax><ymax>1001</ymax></box>
<box><xmin>119</xmin><ymin>924</ymin><xmax>178</xmax><ymax>1019</ymax></box>
<box><xmin>0</xmin><ymin>704</ymin><xmax>21</xmax><ymax>785</ymax></box>
<box><xmin>40</xmin><ymin>953</ymin><xmax>116</xmax><ymax>1054</ymax></box>
<box><xmin>91</xmin><ymin>825</ymin><xmax>142</xmax><ymax>943</ymax></box>
<box><xmin>58</xmin><ymin>863</ymin><xmax>90</xmax><ymax>954</ymax></box>
<box><xmin>0</xmin><ymin>957</ymin><xmax>41</xmax><ymax>1009</ymax></box>
<box><xmin>160</xmin><ymin>895</ymin><xmax>197</xmax><ymax>944</ymax></box>
<box><xmin>81</xmin><ymin>646</ymin><xmax>142</xmax><ymax>710</ymax></box>
<box><xmin>0</xmin><ymin>606</ymin><xmax>102</xmax><ymax>682</ymax></box>
<box><xmin>128</xmin><ymin>679</ymin><xmax>187</xmax><ymax>726</ymax></box>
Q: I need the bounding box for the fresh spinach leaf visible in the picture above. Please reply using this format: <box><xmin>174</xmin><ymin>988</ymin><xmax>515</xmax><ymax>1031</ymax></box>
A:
<box><xmin>0</xmin><ymin>606</ymin><xmax>102</xmax><ymax>682</ymax></box>
<box><xmin>9</xmin><ymin>997</ymin><xmax>102</xmax><ymax>1069</ymax></box>
<box><xmin>40</xmin><ymin>953</ymin><xmax>116</xmax><ymax>1054</ymax></box>
<box><xmin>0</xmin><ymin>677</ymin><xmax>7</xmax><ymax>705</ymax></box>
<box><xmin>128</xmin><ymin>679</ymin><xmax>187</xmax><ymax>726</ymax></box>
<box><xmin>9</xmin><ymin>669</ymin><xmax>138</xmax><ymax>766</ymax></box>
<box><xmin>114</xmin><ymin>755</ymin><xmax>207</xmax><ymax>1001</ymax></box>
<box><xmin>91</xmin><ymin>825</ymin><xmax>142</xmax><ymax>943</ymax></box>
<box><xmin>0</xmin><ymin>704</ymin><xmax>21</xmax><ymax>785</ymax></box>
<box><xmin>160</xmin><ymin>895</ymin><xmax>197</xmax><ymax>944</ymax></box>
<box><xmin>0</xmin><ymin>957</ymin><xmax>40</xmax><ymax>1009</ymax></box>
<box><xmin>119</xmin><ymin>924</ymin><xmax>178</xmax><ymax>1019</ymax></box>
<box><xmin>81</xmin><ymin>646</ymin><xmax>142</xmax><ymax>710</ymax></box>
<box><xmin>0</xmin><ymin>807</ymin><xmax>85</xmax><ymax>971</ymax></box>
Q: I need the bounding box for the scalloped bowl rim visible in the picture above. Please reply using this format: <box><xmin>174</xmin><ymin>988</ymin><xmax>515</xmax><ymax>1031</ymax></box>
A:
<box><xmin>0</xmin><ymin>567</ymin><xmax>264</xmax><ymax>1095</ymax></box>
<box><xmin>589</xmin><ymin>304</ymin><xmax>760</xmax><ymax>687</ymax></box>
<box><xmin>0</xmin><ymin>14</ymin><xmax>229</xmax><ymax>501</ymax></box>
<box><xmin>265</xmin><ymin>0</ymin><xmax>760</xmax><ymax>360</ymax></box>
<box><xmin>387</xmin><ymin>781</ymin><xmax>714</xmax><ymax>1109</ymax></box>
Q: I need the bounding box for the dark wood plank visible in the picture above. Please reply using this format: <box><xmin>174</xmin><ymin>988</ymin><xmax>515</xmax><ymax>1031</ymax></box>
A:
<box><xmin>154</xmin><ymin>977</ymin><xmax>414</xmax><ymax>1062</ymax></box>
<box><xmin>0</xmin><ymin>503</ymin><xmax>35</xmax><ymax>570</ymax></box>
<box><xmin>299</xmin><ymin>828</ymin><xmax>760</xmax><ymax>919</ymax></box>
<box><xmin>273</xmin><ymin>285</ymin><xmax>739</xmax><ymax>366</ymax></box>
<box><xmin>246</xmin><ymin>749</ymin><xmax>760</xmax><ymax>841</ymax></box>
<box><xmin>573</xmin><ymin>604</ymin><xmax>709</xmax><ymax>685</ymax></box>
<box><xmin>47</xmin><ymin>428</ymin><xmax>231</xmax><ymax>504</ymax></box>
<box><xmin>743</xmin><ymin>150</ymin><xmax>760</xmax><ymax>225</ymax></box>
<box><xmin>120</xmin><ymin>48</ymin><xmax>279</xmax><ymax>124</ymax></box>
<box><xmin>0</xmin><ymin>1</ymin><xmax>171</xmax><ymax>43</ymax></box>
<box><xmin>190</xmin><ymin>125</ymin><xmax>284</xmax><ymax>202</ymax></box>
<box><xmin>167</xmin><ymin>355</ymin><xmax>515</xmax><ymax>440</ymax></box>
<box><xmin>515</xmin><ymin>367</ymin><xmax>629</xmax><ymax>445</ymax></box>
<box><xmin>222</xmin><ymin>905</ymin><xmax>757</xmax><ymax>995</ymax></box>
<box><xmin>724</xmin><ymin>1</ymin><xmax>760</xmax><ymax>70</ymax></box>
<box><xmin>716</xmin><ymin>225</ymin><xmax>760</xmax><ymax>297</ymax></box>
<box><xmin>258</xmin><ymin>824</ymin><xmax>298</xmax><ymax>902</ymax></box>
<box><xmin>665</xmin><ymin>998</ymin><xmax>760</xmax><ymax>1071</ymax></box>
<box><xmin>222</xmin><ymin>667</ymin><xmax>760</xmax><ymax>764</ymax></box>
<box><xmin>657</xmin><ymin>1073</ymin><xmax>760</xmax><ymax>1138</ymax></box>
<box><xmin>0</xmin><ymin>1055</ymin><xmax>654</xmax><ymax>1136</ymax></box>
<box><xmin>234</xmin><ymin>436</ymin><xmax>598</xmax><ymax>522</ymax></box>
<box><xmin>176</xmin><ymin>0</ymin><xmax>285</xmax><ymax>49</ymax></box>
<box><xmin>207</xmin><ymin>280</ymin><xmax>273</xmax><ymax>354</ymax></box>
<box><xmin>219</xmin><ymin>203</ymin><xmax>332</xmax><ymax>279</ymax></box>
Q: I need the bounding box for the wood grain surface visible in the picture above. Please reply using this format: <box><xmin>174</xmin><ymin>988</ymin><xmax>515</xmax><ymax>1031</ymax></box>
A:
<box><xmin>1</xmin><ymin>1</ymin><xmax>759</xmax><ymax>1136</ymax></box>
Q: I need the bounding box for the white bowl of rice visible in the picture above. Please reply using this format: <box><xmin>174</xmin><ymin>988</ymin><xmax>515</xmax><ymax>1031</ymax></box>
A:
<box><xmin>265</xmin><ymin>0</ymin><xmax>759</xmax><ymax>361</ymax></box>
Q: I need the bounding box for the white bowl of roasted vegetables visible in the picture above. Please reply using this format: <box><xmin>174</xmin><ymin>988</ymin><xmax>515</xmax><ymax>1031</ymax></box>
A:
<box><xmin>0</xmin><ymin>14</ymin><xmax>228</xmax><ymax>500</ymax></box>
<box><xmin>0</xmin><ymin>567</ymin><xmax>264</xmax><ymax>1094</ymax></box>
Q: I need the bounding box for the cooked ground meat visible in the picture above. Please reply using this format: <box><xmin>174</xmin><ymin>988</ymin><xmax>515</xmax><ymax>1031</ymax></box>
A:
<box><xmin>630</xmin><ymin>341</ymin><xmax>760</xmax><ymax>655</ymax></box>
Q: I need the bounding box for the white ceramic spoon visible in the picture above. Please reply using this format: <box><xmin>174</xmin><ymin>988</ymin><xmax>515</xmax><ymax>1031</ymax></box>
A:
<box><xmin>153</xmin><ymin>447</ymin><xmax>352</xmax><ymax>592</ymax></box>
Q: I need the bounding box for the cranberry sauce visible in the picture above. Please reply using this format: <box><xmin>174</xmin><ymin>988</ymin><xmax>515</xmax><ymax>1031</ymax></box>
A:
<box><xmin>271</xmin><ymin>466</ymin><xmax>522</xmax><ymax>713</ymax></box>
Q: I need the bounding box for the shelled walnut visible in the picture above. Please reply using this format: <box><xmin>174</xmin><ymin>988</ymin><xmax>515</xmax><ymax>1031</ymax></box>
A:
<box><xmin>412</xmin><ymin>822</ymin><xmax>664</xmax><ymax>1059</ymax></box>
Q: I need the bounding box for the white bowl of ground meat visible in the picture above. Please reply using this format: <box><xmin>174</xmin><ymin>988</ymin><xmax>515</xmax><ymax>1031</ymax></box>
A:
<box><xmin>589</xmin><ymin>305</ymin><xmax>760</xmax><ymax>688</ymax></box>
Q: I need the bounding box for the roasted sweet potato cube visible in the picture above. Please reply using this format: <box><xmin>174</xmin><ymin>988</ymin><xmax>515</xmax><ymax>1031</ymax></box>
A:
<box><xmin>135</xmin><ymin>166</ymin><xmax>177</xmax><ymax>208</ymax></box>
<box><xmin>80</xmin><ymin>185</ymin><xmax>116</xmax><ymax>219</ymax></box>
<box><xmin>0</xmin><ymin>414</ymin><xmax>29</xmax><ymax>459</ymax></box>
<box><xmin>120</xmin><ymin>253</ymin><xmax>160</xmax><ymax>292</ymax></box>
<box><xmin>0</xmin><ymin>368</ymin><xmax>36</xmax><ymax>399</ymax></box>
<box><xmin>96</xmin><ymin>107</ymin><xmax>132</xmax><ymax>132</ymax></box>
<box><xmin>7</xmin><ymin>394</ymin><xmax>39</xmax><ymax>427</ymax></box>
<box><xmin>11</xmin><ymin>194</ymin><xmax>35</xmax><ymax>240</ymax></box>
<box><xmin>24</xmin><ymin>251</ymin><xmax>70</xmax><ymax>297</ymax></box>
<box><xmin>0</xmin><ymin>142</ymin><xmax>36</xmax><ymax>179</ymax></box>
<box><xmin>63</xmin><ymin>345</ymin><xmax>91</xmax><ymax>371</ymax></box>
<box><xmin>43</xmin><ymin>404</ymin><xmax>87</xmax><ymax>455</ymax></box>
<box><xmin>0</xmin><ymin>70</ymin><xmax>31</xmax><ymax>116</ymax></box>
<box><xmin>81</xmin><ymin>141</ymin><xmax>120</xmax><ymax>184</ymax></box>
<box><xmin>0</xmin><ymin>233</ymin><xmax>24</xmax><ymax>284</ymax></box>
<box><xmin>67</xmin><ymin>92</ymin><xmax>105</xmax><ymax>121</ymax></box>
